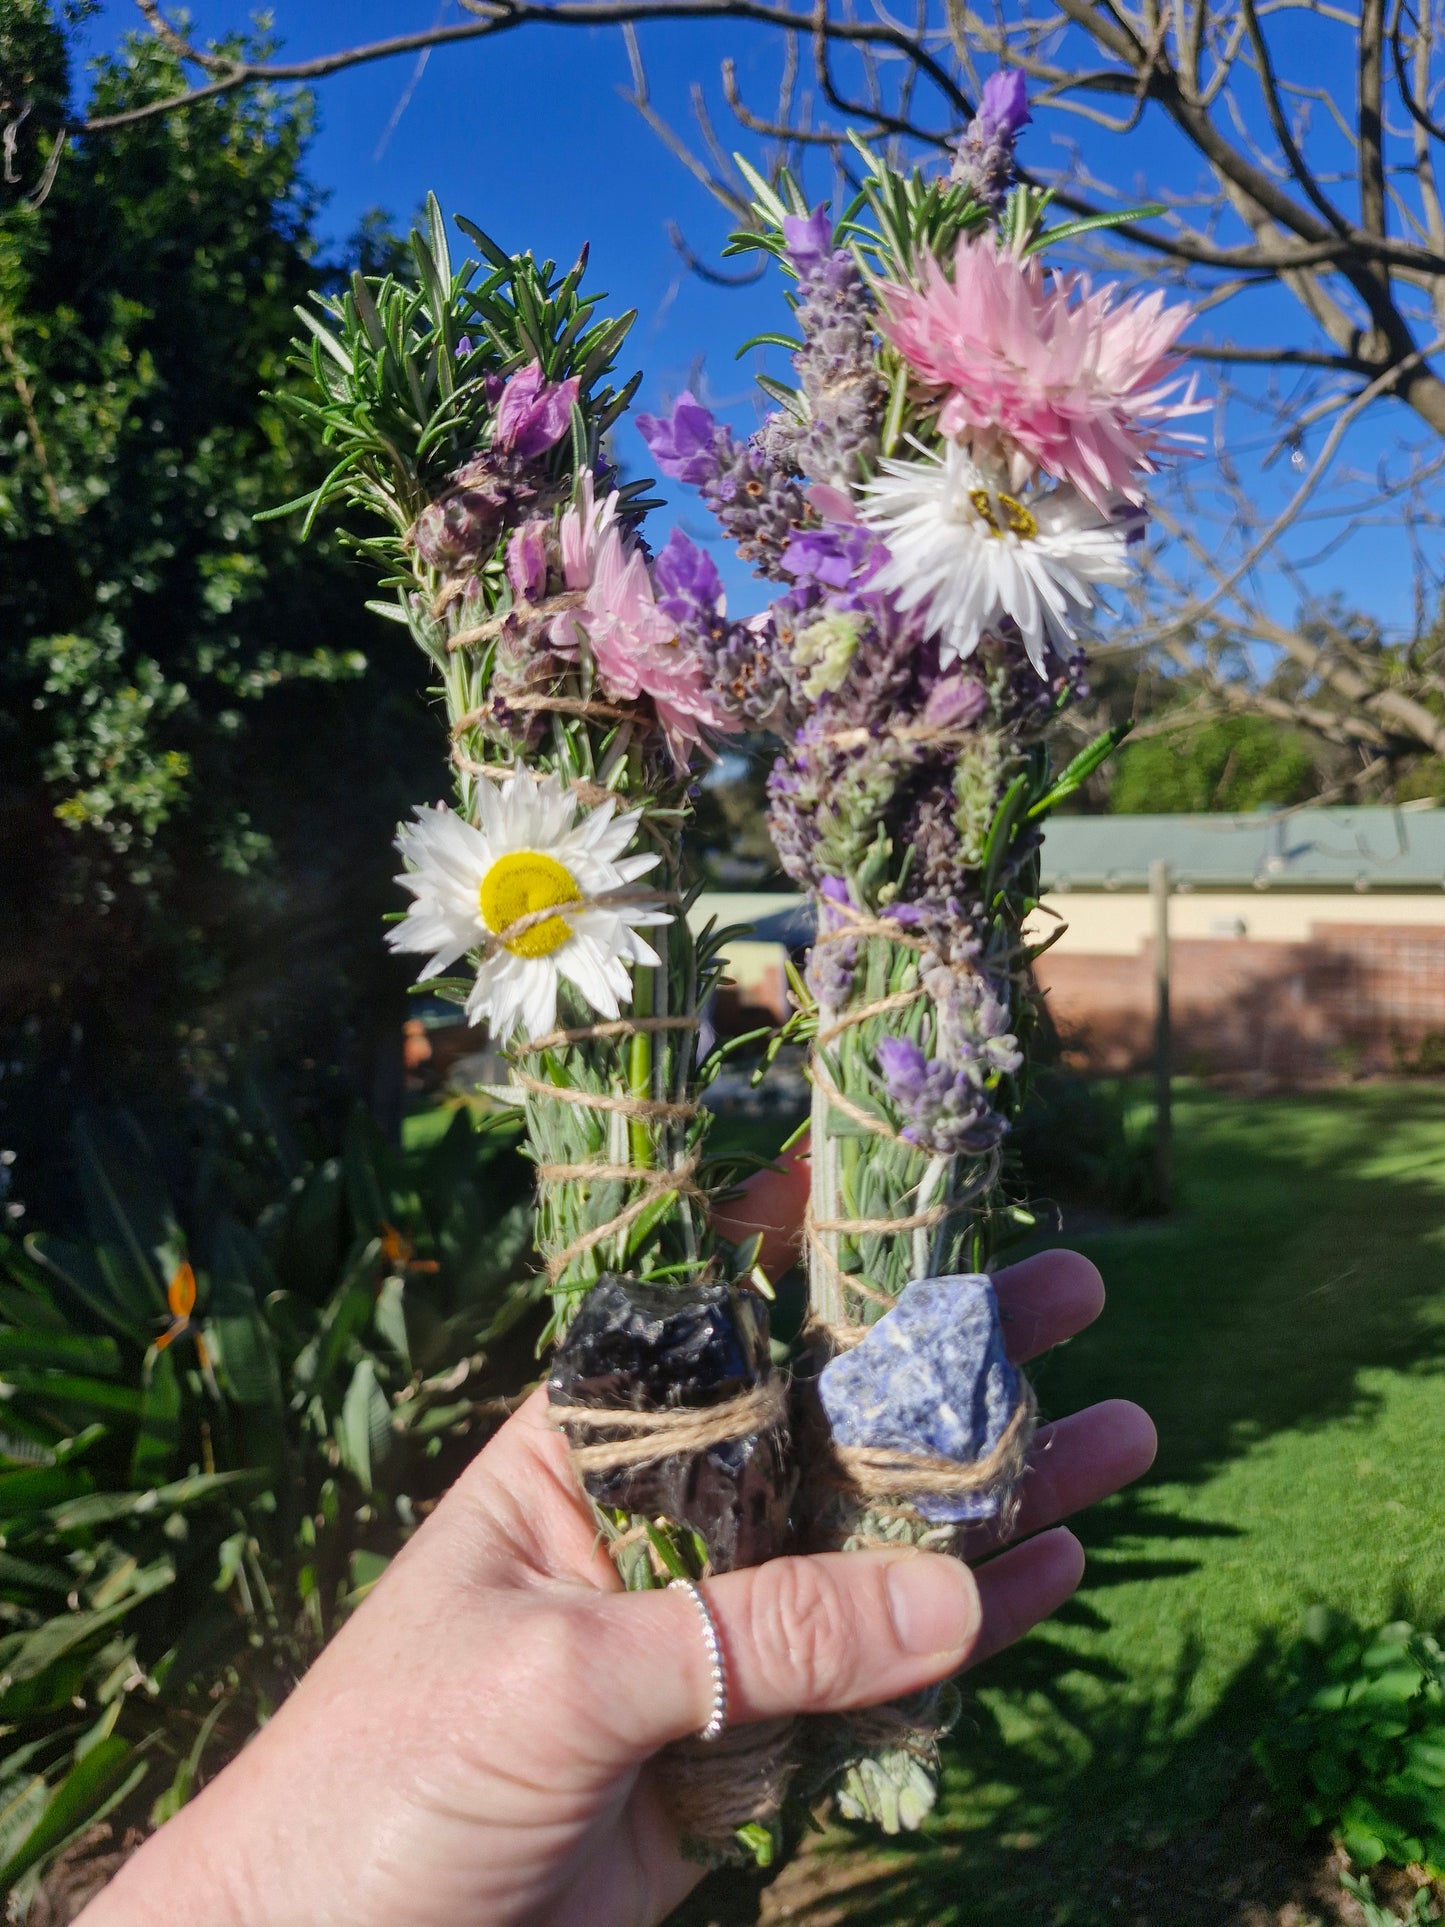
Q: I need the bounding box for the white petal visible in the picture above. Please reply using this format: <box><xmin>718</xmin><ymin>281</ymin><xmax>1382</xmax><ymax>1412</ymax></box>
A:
<box><xmin>521</xmin><ymin>963</ymin><xmax>559</xmax><ymax>1041</ymax></box>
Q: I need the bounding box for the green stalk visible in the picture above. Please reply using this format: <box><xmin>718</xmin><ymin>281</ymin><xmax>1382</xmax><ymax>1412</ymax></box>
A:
<box><xmin>628</xmin><ymin>963</ymin><xmax>655</xmax><ymax>1171</ymax></box>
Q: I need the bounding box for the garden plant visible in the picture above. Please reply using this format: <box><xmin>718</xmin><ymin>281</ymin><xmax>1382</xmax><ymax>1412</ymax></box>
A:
<box><xmin>0</xmin><ymin>1102</ymin><xmax>535</xmax><ymax>1911</ymax></box>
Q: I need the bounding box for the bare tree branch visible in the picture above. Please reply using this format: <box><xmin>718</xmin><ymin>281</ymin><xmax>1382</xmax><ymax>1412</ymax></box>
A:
<box><xmin>25</xmin><ymin>0</ymin><xmax>1445</xmax><ymax>789</ymax></box>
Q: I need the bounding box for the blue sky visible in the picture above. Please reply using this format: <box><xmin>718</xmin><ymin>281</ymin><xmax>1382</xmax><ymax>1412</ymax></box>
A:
<box><xmin>73</xmin><ymin>2</ymin><xmax>1432</xmax><ymax>634</ymax></box>
<box><xmin>78</xmin><ymin>0</ymin><xmax>806</xmax><ymax>606</ymax></box>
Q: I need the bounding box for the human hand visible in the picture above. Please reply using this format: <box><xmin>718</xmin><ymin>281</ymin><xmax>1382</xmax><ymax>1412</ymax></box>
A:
<box><xmin>83</xmin><ymin>1165</ymin><xmax>1153</xmax><ymax>1927</ymax></box>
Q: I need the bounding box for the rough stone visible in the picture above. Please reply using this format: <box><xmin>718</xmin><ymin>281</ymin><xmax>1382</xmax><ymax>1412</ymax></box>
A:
<box><xmin>549</xmin><ymin>1275</ymin><xmax>770</xmax><ymax>1410</ymax></box>
<box><xmin>817</xmin><ymin>1273</ymin><xmax>1024</xmax><ymax>1523</ymax></box>
<box><xmin>549</xmin><ymin>1274</ymin><xmax>790</xmax><ymax>1572</ymax></box>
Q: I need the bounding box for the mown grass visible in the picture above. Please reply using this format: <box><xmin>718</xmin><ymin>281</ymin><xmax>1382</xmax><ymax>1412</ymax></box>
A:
<box><xmin>690</xmin><ymin>1083</ymin><xmax>1445</xmax><ymax>1925</ymax></box>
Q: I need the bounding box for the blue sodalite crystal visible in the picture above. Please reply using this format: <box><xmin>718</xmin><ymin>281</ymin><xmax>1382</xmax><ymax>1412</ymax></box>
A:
<box><xmin>817</xmin><ymin>1273</ymin><xmax>1023</xmax><ymax>1523</ymax></box>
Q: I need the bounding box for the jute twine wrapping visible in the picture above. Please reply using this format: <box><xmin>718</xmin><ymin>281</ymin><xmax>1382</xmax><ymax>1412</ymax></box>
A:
<box><xmin>549</xmin><ymin>1374</ymin><xmax>788</xmax><ymax>1476</ymax></box>
<box><xmin>799</xmin><ymin>898</ymin><xmax>1036</xmax><ymax>1803</ymax></box>
<box><xmin>464</xmin><ymin>866</ymin><xmax>704</xmax><ymax>1292</ymax></box>
<box><xmin>445</xmin><ymin>666</ymin><xmax>793</xmax><ymax>1845</ymax></box>
<box><xmin>664</xmin><ymin>1716</ymin><xmax>799</xmax><ymax>1852</ymax></box>
<box><xmin>795</xmin><ymin>1319</ymin><xmax>1036</xmax><ymax>1543</ymax></box>
<box><xmin>802</xmin><ymin>898</ymin><xmax>1001</xmax><ymax>1312</ymax></box>
<box><xmin>802</xmin><ymin>1684</ymin><xmax>959</xmax><ymax>1809</ymax></box>
<box><xmin>551</xmin><ymin>1375</ymin><xmax>797</xmax><ymax>1850</ymax></box>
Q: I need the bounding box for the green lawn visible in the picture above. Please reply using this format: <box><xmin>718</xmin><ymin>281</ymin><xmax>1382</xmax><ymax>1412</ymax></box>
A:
<box><xmin>693</xmin><ymin>1084</ymin><xmax>1445</xmax><ymax>1925</ymax></box>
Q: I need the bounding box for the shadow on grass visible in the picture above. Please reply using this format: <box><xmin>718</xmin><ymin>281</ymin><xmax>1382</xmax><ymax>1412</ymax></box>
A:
<box><xmin>1026</xmin><ymin>1084</ymin><xmax>1445</xmax><ymax>1493</ymax></box>
<box><xmin>678</xmin><ymin>1086</ymin><xmax>1445</xmax><ymax>1925</ymax></box>
<box><xmin>688</xmin><ymin>1601</ymin><xmax>1443</xmax><ymax>1927</ymax></box>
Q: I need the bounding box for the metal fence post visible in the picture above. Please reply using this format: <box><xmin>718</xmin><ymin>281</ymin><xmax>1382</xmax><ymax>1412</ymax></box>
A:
<box><xmin>1150</xmin><ymin>858</ymin><xmax>1172</xmax><ymax>1208</ymax></box>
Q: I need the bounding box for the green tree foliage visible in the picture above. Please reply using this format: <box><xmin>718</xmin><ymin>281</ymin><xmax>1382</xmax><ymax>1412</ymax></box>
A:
<box><xmin>0</xmin><ymin>4</ymin><xmax>440</xmax><ymax>1209</ymax></box>
<box><xmin>1107</xmin><ymin>714</ymin><xmax>1320</xmax><ymax>814</ymax></box>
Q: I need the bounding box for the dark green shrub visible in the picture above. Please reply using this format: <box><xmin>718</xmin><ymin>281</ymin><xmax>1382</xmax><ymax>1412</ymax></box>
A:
<box><xmin>0</xmin><ymin>1103</ymin><xmax>537</xmax><ymax>1903</ymax></box>
<box><xmin>1255</xmin><ymin>1608</ymin><xmax>1445</xmax><ymax>1876</ymax></box>
<box><xmin>1395</xmin><ymin>1031</ymin><xmax>1445</xmax><ymax>1077</ymax></box>
<box><xmin>1011</xmin><ymin>1068</ymin><xmax>1166</xmax><ymax>1219</ymax></box>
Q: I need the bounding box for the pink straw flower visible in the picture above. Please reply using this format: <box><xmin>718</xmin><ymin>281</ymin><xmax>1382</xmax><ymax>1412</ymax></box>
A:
<box><xmin>877</xmin><ymin>239</ymin><xmax>1203</xmax><ymax>506</ymax></box>
<box><xmin>547</xmin><ymin>472</ymin><xmax>615</xmax><ymax>654</ymax></box>
<box><xmin>585</xmin><ymin>521</ymin><xmax>735</xmax><ymax>761</ymax></box>
<box><xmin>554</xmin><ymin>471</ymin><xmax>736</xmax><ymax>760</ymax></box>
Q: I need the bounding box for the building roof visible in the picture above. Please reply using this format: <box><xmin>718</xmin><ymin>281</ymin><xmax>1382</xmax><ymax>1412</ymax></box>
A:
<box><xmin>689</xmin><ymin>809</ymin><xmax>1445</xmax><ymax>948</ymax></box>
<box><xmin>1042</xmin><ymin>807</ymin><xmax>1445</xmax><ymax>892</ymax></box>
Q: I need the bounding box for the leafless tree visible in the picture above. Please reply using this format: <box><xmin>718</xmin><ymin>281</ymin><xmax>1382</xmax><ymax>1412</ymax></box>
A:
<box><xmin>12</xmin><ymin>0</ymin><xmax>1445</xmax><ymax>787</ymax></box>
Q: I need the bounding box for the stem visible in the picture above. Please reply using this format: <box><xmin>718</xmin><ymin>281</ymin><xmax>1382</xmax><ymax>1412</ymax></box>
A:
<box><xmin>914</xmin><ymin>1154</ymin><xmax>950</xmax><ymax>1280</ymax></box>
<box><xmin>628</xmin><ymin>961</ymin><xmax>655</xmax><ymax>1169</ymax></box>
<box><xmin>625</xmin><ymin>738</ymin><xmax>655</xmax><ymax>1174</ymax></box>
<box><xmin>809</xmin><ymin>1025</ymin><xmax>843</xmax><ymax>1327</ymax></box>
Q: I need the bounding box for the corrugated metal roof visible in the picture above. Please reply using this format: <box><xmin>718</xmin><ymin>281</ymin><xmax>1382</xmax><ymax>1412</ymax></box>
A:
<box><xmin>690</xmin><ymin>811</ymin><xmax>1445</xmax><ymax>945</ymax></box>
<box><xmin>1042</xmin><ymin>807</ymin><xmax>1445</xmax><ymax>891</ymax></box>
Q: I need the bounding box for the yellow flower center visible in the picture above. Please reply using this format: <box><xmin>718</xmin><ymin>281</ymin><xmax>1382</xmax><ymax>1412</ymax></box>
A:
<box><xmin>969</xmin><ymin>488</ymin><xmax>1038</xmax><ymax>541</ymax></box>
<box><xmin>479</xmin><ymin>850</ymin><xmax>582</xmax><ymax>958</ymax></box>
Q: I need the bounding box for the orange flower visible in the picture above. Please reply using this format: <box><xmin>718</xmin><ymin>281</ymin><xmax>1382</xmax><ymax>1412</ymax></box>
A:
<box><xmin>379</xmin><ymin>1223</ymin><xmax>439</xmax><ymax>1276</ymax></box>
<box><xmin>155</xmin><ymin>1260</ymin><xmax>211</xmax><ymax>1369</ymax></box>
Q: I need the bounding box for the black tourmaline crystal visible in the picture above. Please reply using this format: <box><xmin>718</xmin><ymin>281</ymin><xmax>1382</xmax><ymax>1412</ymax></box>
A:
<box><xmin>549</xmin><ymin>1275</ymin><xmax>792</xmax><ymax>1574</ymax></box>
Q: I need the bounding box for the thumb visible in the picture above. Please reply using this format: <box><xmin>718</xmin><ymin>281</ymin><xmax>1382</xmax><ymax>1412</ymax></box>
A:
<box><xmin>577</xmin><ymin>1547</ymin><xmax>982</xmax><ymax>1759</ymax></box>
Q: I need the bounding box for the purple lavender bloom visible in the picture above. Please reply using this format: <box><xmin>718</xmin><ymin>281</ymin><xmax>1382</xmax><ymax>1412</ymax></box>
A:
<box><xmin>952</xmin><ymin>69</ymin><xmax>1031</xmax><ymax>214</ymax></box>
<box><xmin>780</xmin><ymin>523</ymin><xmax>888</xmax><ymax>605</ymax></box>
<box><xmin>979</xmin><ymin>70</ymin><xmax>1031</xmax><ymax>139</ymax></box>
<box><xmin>807</xmin><ymin>875</ymin><xmax>859</xmax><ymax>1008</ymax></box>
<box><xmin>781</xmin><ymin>205</ymin><xmax>834</xmax><ymax>278</ymax></box>
<box><xmin>507</xmin><ymin>518</ymin><xmax>550</xmax><ymax>602</ymax></box>
<box><xmin>455</xmin><ymin>335</ymin><xmax>474</xmax><ymax>359</ymax></box>
<box><xmin>652</xmin><ymin>528</ymin><xmax>724</xmax><ymax>625</ymax></box>
<box><xmin>635</xmin><ymin>392</ymin><xmax>724</xmax><ymax>485</ymax></box>
<box><xmin>876</xmin><ymin>1035</ymin><xmax>1009</xmax><ymax>1157</ymax></box>
<box><xmin>786</xmin><ymin>247</ymin><xmax>887</xmax><ymax>487</ymax></box>
<box><xmin>876</xmin><ymin>1036</ymin><xmax>931</xmax><ymax>1099</ymax></box>
<box><xmin>924</xmin><ymin>673</ymin><xmax>990</xmax><ymax>730</ymax></box>
<box><xmin>493</xmin><ymin>361</ymin><xmax>580</xmax><ymax>459</ymax></box>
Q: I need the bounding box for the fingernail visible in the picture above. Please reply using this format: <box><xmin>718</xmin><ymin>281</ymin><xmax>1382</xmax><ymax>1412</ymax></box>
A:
<box><xmin>885</xmin><ymin>1553</ymin><xmax>979</xmax><ymax>1656</ymax></box>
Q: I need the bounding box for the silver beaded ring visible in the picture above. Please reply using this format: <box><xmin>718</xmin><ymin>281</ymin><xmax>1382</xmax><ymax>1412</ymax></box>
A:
<box><xmin>670</xmin><ymin>1577</ymin><xmax>728</xmax><ymax>1742</ymax></box>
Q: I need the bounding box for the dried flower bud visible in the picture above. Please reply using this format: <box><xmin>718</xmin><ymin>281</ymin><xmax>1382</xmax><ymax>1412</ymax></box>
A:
<box><xmin>507</xmin><ymin>517</ymin><xmax>552</xmax><ymax>602</ymax></box>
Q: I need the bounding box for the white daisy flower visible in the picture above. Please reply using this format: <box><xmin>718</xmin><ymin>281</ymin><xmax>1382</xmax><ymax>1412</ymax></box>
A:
<box><xmin>387</xmin><ymin>768</ymin><xmax>669</xmax><ymax>1044</ymax></box>
<box><xmin>858</xmin><ymin>440</ymin><xmax>1138</xmax><ymax>673</ymax></box>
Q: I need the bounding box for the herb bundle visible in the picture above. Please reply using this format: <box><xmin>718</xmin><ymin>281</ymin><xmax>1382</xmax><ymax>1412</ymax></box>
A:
<box><xmin>272</xmin><ymin>205</ymin><xmax>795</xmax><ymax>1853</ymax></box>
<box><xmin>643</xmin><ymin>77</ymin><xmax>1201</xmax><ymax>1826</ymax></box>
<box><xmin>271</xmin><ymin>201</ymin><xmax>749</xmax><ymax>1328</ymax></box>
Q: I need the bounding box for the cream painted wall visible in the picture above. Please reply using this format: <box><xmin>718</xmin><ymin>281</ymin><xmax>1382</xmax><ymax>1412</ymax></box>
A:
<box><xmin>1028</xmin><ymin>890</ymin><xmax>1445</xmax><ymax>957</ymax></box>
<box><xmin>688</xmin><ymin>889</ymin><xmax>1445</xmax><ymax>973</ymax></box>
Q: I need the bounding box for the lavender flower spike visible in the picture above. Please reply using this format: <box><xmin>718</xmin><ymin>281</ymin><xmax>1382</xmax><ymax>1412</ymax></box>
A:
<box><xmin>979</xmin><ymin>70</ymin><xmax>1031</xmax><ymax>139</ymax></box>
<box><xmin>652</xmin><ymin>527</ymin><xmax>724</xmax><ymax>625</ymax></box>
<box><xmin>952</xmin><ymin>69</ymin><xmax>1032</xmax><ymax>215</ymax></box>
<box><xmin>876</xmin><ymin>1034</ymin><xmax>1009</xmax><ymax>1157</ymax></box>
<box><xmin>787</xmin><ymin>244</ymin><xmax>887</xmax><ymax>488</ymax></box>
<box><xmin>781</xmin><ymin>205</ymin><xmax>834</xmax><ymax>278</ymax></box>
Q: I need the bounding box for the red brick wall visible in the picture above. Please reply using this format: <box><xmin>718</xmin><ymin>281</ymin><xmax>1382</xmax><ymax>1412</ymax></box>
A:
<box><xmin>1036</xmin><ymin>921</ymin><xmax>1445</xmax><ymax>1077</ymax></box>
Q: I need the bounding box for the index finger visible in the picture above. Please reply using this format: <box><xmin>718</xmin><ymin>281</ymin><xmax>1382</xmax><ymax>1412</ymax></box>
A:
<box><xmin>993</xmin><ymin>1249</ymin><xmax>1105</xmax><ymax>1363</ymax></box>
